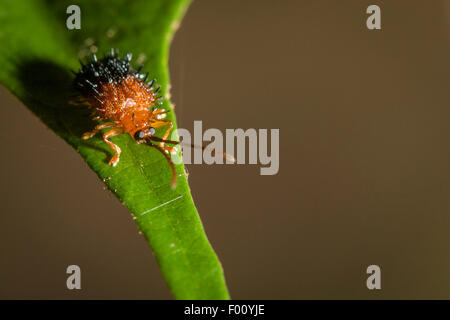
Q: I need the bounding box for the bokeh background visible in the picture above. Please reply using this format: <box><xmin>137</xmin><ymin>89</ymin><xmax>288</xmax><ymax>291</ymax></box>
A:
<box><xmin>1</xmin><ymin>0</ymin><xmax>449</xmax><ymax>299</ymax></box>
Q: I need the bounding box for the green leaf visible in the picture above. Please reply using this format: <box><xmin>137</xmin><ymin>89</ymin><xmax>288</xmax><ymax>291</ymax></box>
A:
<box><xmin>0</xmin><ymin>0</ymin><xmax>230</xmax><ymax>299</ymax></box>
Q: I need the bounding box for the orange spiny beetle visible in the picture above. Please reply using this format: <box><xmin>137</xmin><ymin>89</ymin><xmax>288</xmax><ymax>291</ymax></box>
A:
<box><xmin>73</xmin><ymin>49</ymin><xmax>178</xmax><ymax>187</ymax></box>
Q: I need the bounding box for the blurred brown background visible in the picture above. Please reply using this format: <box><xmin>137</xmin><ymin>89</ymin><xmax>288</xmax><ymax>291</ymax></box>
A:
<box><xmin>1</xmin><ymin>0</ymin><xmax>449</xmax><ymax>299</ymax></box>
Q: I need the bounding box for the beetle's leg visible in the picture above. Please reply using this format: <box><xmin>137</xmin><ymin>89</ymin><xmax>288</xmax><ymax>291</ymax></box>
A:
<box><xmin>152</xmin><ymin>108</ymin><xmax>169</xmax><ymax>117</ymax></box>
<box><xmin>151</xmin><ymin>119</ymin><xmax>175</xmax><ymax>154</ymax></box>
<box><xmin>90</xmin><ymin>111</ymin><xmax>102</xmax><ymax>121</ymax></box>
<box><xmin>82</xmin><ymin>122</ymin><xmax>116</xmax><ymax>140</ymax></box>
<box><xmin>103</xmin><ymin>128</ymin><xmax>124</xmax><ymax>167</ymax></box>
<box><xmin>68</xmin><ymin>95</ymin><xmax>88</xmax><ymax>106</ymax></box>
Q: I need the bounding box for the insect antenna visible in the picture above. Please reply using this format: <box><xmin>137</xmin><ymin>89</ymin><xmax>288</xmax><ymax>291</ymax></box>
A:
<box><xmin>145</xmin><ymin>139</ymin><xmax>177</xmax><ymax>189</ymax></box>
<box><xmin>186</xmin><ymin>143</ymin><xmax>236</xmax><ymax>163</ymax></box>
<box><xmin>145</xmin><ymin>134</ymin><xmax>235</xmax><ymax>188</ymax></box>
<box><xmin>147</xmin><ymin>136</ymin><xmax>180</xmax><ymax>145</ymax></box>
<box><xmin>148</xmin><ymin>136</ymin><xmax>235</xmax><ymax>163</ymax></box>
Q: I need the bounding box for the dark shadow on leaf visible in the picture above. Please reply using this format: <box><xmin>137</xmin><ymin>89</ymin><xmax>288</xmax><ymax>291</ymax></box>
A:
<box><xmin>15</xmin><ymin>59</ymin><xmax>107</xmax><ymax>156</ymax></box>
